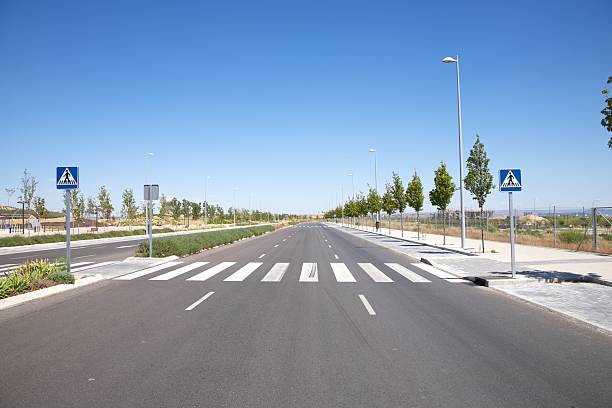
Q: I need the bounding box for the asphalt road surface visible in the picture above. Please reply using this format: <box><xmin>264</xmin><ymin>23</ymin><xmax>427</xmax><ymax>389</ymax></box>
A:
<box><xmin>1</xmin><ymin>223</ymin><xmax>611</xmax><ymax>407</ymax></box>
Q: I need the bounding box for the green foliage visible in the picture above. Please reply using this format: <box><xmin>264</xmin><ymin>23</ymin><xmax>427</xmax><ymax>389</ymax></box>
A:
<box><xmin>600</xmin><ymin>75</ymin><xmax>612</xmax><ymax>148</ymax></box>
<box><xmin>97</xmin><ymin>185</ymin><xmax>114</xmax><ymax>221</ymax></box>
<box><xmin>33</xmin><ymin>196</ymin><xmax>47</xmax><ymax>218</ymax></box>
<box><xmin>0</xmin><ymin>258</ymin><xmax>75</xmax><ymax>299</ymax></box>
<box><xmin>406</xmin><ymin>172</ymin><xmax>424</xmax><ymax>213</ymax></box>
<box><xmin>121</xmin><ymin>189</ymin><xmax>138</xmax><ymax>223</ymax></box>
<box><xmin>381</xmin><ymin>183</ymin><xmax>395</xmax><ymax>216</ymax></box>
<box><xmin>170</xmin><ymin>198</ymin><xmax>182</xmax><ymax>222</ymax></box>
<box><xmin>429</xmin><ymin>162</ymin><xmax>455</xmax><ymax>212</ymax></box>
<box><xmin>558</xmin><ymin>229</ymin><xmax>588</xmax><ymax>244</ymax></box>
<box><xmin>390</xmin><ymin>172</ymin><xmax>406</xmax><ymax>213</ymax></box>
<box><xmin>601</xmin><ymin>233</ymin><xmax>612</xmax><ymax>241</ymax></box>
<box><xmin>135</xmin><ymin>225</ymin><xmax>274</xmax><ymax>257</ymax></box>
<box><xmin>366</xmin><ymin>187</ymin><xmax>382</xmax><ymax>215</ymax></box>
<box><xmin>464</xmin><ymin>135</ymin><xmax>494</xmax><ymax>209</ymax></box>
<box><xmin>0</xmin><ymin>228</ymin><xmax>174</xmax><ymax>247</ymax></box>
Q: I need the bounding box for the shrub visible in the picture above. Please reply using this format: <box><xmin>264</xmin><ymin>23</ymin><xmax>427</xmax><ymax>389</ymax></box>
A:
<box><xmin>601</xmin><ymin>233</ymin><xmax>612</xmax><ymax>241</ymax></box>
<box><xmin>558</xmin><ymin>229</ymin><xmax>588</xmax><ymax>244</ymax></box>
<box><xmin>0</xmin><ymin>258</ymin><xmax>75</xmax><ymax>299</ymax></box>
<box><xmin>48</xmin><ymin>270</ymin><xmax>75</xmax><ymax>284</ymax></box>
<box><xmin>136</xmin><ymin>225</ymin><xmax>274</xmax><ymax>257</ymax></box>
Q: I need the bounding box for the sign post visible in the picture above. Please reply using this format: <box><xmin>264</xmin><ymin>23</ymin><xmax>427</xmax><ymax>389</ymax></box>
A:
<box><xmin>499</xmin><ymin>169</ymin><xmax>522</xmax><ymax>278</ymax></box>
<box><xmin>144</xmin><ymin>184</ymin><xmax>159</xmax><ymax>258</ymax></box>
<box><xmin>56</xmin><ymin>167</ymin><xmax>79</xmax><ymax>273</ymax></box>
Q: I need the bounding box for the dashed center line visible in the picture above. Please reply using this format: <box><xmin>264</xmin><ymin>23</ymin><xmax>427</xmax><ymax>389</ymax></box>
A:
<box><xmin>358</xmin><ymin>294</ymin><xmax>376</xmax><ymax>316</ymax></box>
<box><xmin>334</xmin><ymin>254</ymin><xmax>339</xmax><ymax>259</ymax></box>
<box><xmin>185</xmin><ymin>292</ymin><xmax>215</xmax><ymax>311</ymax></box>
<box><xmin>274</xmin><ymin>244</ymin><xmax>279</xmax><ymax>248</ymax></box>
<box><xmin>328</xmin><ymin>244</ymin><xmax>332</xmax><ymax>248</ymax></box>
<box><xmin>258</xmin><ymin>254</ymin><xmax>266</xmax><ymax>259</ymax></box>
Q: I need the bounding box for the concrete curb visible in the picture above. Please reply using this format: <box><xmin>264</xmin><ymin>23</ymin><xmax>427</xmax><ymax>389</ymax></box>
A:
<box><xmin>338</xmin><ymin>224</ymin><xmax>478</xmax><ymax>257</ymax></box>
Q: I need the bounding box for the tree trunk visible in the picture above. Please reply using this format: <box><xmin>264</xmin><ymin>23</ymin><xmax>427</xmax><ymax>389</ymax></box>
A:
<box><xmin>480</xmin><ymin>207</ymin><xmax>485</xmax><ymax>253</ymax></box>
<box><xmin>417</xmin><ymin>211</ymin><xmax>420</xmax><ymax>240</ymax></box>
<box><xmin>388</xmin><ymin>214</ymin><xmax>391</xmax><ymax>234</ymax></box>
<box><xmin>400</xmin><ymin>212</ymin><xmax>403</xmax><ymax>237</ymax></box>
<box><xmin>442</xmin><ymin>209</ymin><xmax>446</xmax><ymax>245</ymax></box>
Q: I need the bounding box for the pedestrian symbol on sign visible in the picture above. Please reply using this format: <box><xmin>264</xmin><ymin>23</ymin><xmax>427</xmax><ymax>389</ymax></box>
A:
<box><xmin>56</xmin><ymin>166</ymin><xmax>79</xmax><ymax>190</ymax></box>
<box><xmin>499</xmin><ymin>169</ymin><xmax>522</xmax><ymax>192</ymax></box>
<box><xmin>501</xmin><ymin>170</ymin><xmax>519</xmax><ymax>188</ymax></box>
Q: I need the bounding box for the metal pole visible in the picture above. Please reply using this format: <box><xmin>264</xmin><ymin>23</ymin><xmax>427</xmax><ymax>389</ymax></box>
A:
<box><xmin>21</xmin><ymin>201</ymin><xmax>25</xmax><ymax>234</ymax></box>
<box><xmin>509</xmin><ymin>192</ymin><xmax>516</xmax><ymax>278</ymax></box>
<box><xmin>65</xmin><ymin>191</ymin><xmax>71</xmax><ymax>274</ymax></box>
<box><xmin>148</xmin><ymin>198</ymin><xmax>153</xmax><ymax>258</ymax></box>
<box><xmin>204</xmin><ymin>176</ymin><xmax>208</xmax><ymax>227</ymax></box>
<box><xmin>553</xmin><ymin>205</ymin><xmax>557</xmax><ymax>247</ymax></box>
<box><xmin>592</xmin><ymin>207</ymin><xmax>597</xmax><ymax>251</ymax></box>
<box><xmin>456</xmin><ymin>55</ymin><xmax>466</xmax><ymax>249</ymax></box>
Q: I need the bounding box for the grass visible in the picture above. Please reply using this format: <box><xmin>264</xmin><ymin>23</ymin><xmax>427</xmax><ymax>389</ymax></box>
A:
<box><xmin>136</xmin><ymin>225</ymin><xmax>275</xmax><ymax>257</ymax></box>
<box><xmin>0</xmin><ymin>259</ymin><xmax>74</xmax><ymax>299</ymax></box>
<box><xmin>0</xmin><ymin>228</ymin><xmax>174</xmax><ymax>248</ymax></box>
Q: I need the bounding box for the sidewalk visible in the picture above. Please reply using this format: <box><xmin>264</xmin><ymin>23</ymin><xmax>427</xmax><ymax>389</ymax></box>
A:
<box><xmin>346</xmin><ymin>223</ymin><xmax>612</xmax><ymax>285</ymax></box>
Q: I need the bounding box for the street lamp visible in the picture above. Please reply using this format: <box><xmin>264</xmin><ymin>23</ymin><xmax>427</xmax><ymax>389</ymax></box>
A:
<box><xmin>368</xmin><ymin>148</ymin><xmax>379</xmax><ymax>231</ymax></box>
<box><xmin>443</xmin><ymin>55</ymin><xmax>466</xmax><ymax>248</ymax></box>
<box><xmin>145</xmin><ymin>152</ymin><xmax>154</xmax><ymax>258</ymax></box>
<box><xmin>17</xmin><ymin>200</ymin><xmax>25</xmax><ymax>234</ymax></box>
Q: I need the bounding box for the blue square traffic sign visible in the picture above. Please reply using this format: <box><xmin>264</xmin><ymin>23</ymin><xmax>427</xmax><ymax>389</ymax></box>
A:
<box><xmin>56</xmin><ymin>167</ymin><xmax>79</xmax><ymax>190</ymax></box>
<box><xmin>499</xmin><ymin>169</ymin><xmax>522</xmax><ymax>192</ymax></box>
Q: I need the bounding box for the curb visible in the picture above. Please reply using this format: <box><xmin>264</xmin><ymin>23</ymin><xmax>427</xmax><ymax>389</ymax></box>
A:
<box><xmin>339</xmin><ymin>224</ymin><xmax>478</xmax><ymax>257</ymax></box>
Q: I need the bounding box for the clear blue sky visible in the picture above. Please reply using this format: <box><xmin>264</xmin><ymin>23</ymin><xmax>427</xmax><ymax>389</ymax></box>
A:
<box><xmin>1</xmin><ymin>0</ymin><xmax>610</xmax><ymax>214</ymax></box>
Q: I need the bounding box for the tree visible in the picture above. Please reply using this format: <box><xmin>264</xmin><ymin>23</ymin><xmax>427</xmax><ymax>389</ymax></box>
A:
<box><xmin>429</xmin><ymin>162</ymin><xmax>456</xmax><ymax>245</ymax></box>
<box><xmin>5</xmin><ymin>187</ymin><xmax>15</xmax><ymax>207</ymax></box>
<box><xmin>191</xmin><ymin>202</ymin><xmax>202</xmax><ymax>221</ymax></box>
<box><xmin>70</xmin><ymin>190</ymin><xmax>85</xmax><ymax>232</ymax></box>
<box><xmin>464</xmin><ymin>135</ymin><xmax>495</xmax><ymax>252</ymax></box>
<box><xmin>86</xmin><ymin>197</ymin><xmax>99</xmax><ymax>226</ymax></box>
<box><xmin>170</xmin><ymin>198</ymin><xmax>182</xmax><ymax>223</ymax></box>
<box><xmin>121</xmin><ymin>189</ymin><xmax>138</xmax><ymax>229</ymax></box>
<box><xmin>97</xmin><ymin>186</ymin><xmax>114</xmax><ymax>223</ymax></box>
<box><xmin>601</xmin><ymin>75</ymin><xmax>612</xmax><ymax>148</ymax></box>
<box><xmin>390</xmin><ymin>172</ymin><xmax>407</xmax><ymax>236</ymax></box>
<box><xmin>367</xmin><ymin>186</ymin><xmax>382</xmax><ymax>231</ymax></box>
<box><xmin>381</xmin><ymin>183</ymin><xmax>396</xmax><ymax>234</ymax></box>
<box><xmin>19</xmin><ymin>169</ymin><xmax>38</xmax><ymax>209</ymax></box>
<box><xmin>406</xmin><ymin>172</ymin><xmax>424</xmax><ymax>240</ymax></box>
<box><xmin>355</xmin><ymin>193</ymin><xmax>368</xmax><ymax>226</ymax></box>
<box><xmin>159</xmin><ymin>194</ymin><xmax>169</xmax><ymax>219</ymax></box>
<box><xmin>182</xmin><ymin>199</ymin><xmax>191</xmax><ymax>226</ymax></box>
<box><xmin>33</xmin><ymin>196</ymin><xmax>46</xmax><ymax>218</ymax></box>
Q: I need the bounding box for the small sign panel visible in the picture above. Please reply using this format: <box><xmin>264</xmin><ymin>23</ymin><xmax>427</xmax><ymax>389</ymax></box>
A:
<box><xmin>56</xmin><ymin>167</ymin><xmax>79</xmax><ymax>190</ymax></box>
<box><xmin>144</xmin><ymin>184</ymin><xmax>160</xmax><ymax>201</ymax></box>
<box><xmin>499</xmin><ymin>169</ymin><xmax>522</xmax><ymax>192</ymax></box>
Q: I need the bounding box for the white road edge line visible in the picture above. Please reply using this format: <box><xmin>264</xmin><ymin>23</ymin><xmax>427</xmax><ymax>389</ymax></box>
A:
<box><xmin>358</xmin><ymin>294</ymin><xmax>376</xmax><ymax>316</ymax></box>
<box><xmin>274</xmin><ymin>244</ymin><xmax>279</xmax><ymax>248</ymax></box>
<box><xmin>185</xmin><ymin>291</ymin><xmax>215</xmax><ymax>311</ymax></box>
<box><xmin>116</xmin><ymin>244</ymin><xmax>139</xmax><ymax>249</ymax></box>
<box><xmin>258</xmin><ymin>254</ymin><xmax>266</xmax><ymax>259</ymax></box>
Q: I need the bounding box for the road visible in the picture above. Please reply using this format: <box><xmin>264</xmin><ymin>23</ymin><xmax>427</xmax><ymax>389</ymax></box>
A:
<box><xmin>1</xmin><ymin>222</ymin><xmax>611</xmax><ymax>407</ymax></box>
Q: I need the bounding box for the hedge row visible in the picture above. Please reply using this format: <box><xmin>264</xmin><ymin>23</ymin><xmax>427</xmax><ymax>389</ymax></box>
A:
<box><xmin>0</xmin><ymin>259</ymin><xmax>74</xmax><ymax>299</ymax></box>
<box><xmin>0</xmin><ymin>228</ymin><xmax>174</xmax><ymax>248</ymax></box>
<box><xmin>136</xmin><ymin>225</ymin><xmax>275</xmax><ymax>257</ymax></box>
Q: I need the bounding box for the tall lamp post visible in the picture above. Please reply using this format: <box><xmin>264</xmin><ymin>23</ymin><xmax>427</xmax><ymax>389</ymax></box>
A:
<box><xmin>368</xmin><ymin>148</ymin><xmax>379</xmax><ymax>231</ymax></box>
<box><xmin>145</xmin><ymin>152</ymin><xmax>154</xmax><ymax>258</ymax></box>
<box><xmin>443</xmin><ymin>55</ymin><xmax>466</xmax><ymax>248</ymax></box>
<box><xmin>17</xmin><ymin>200</ymin><xmax>25</xmax><ymax>234</ymax></box>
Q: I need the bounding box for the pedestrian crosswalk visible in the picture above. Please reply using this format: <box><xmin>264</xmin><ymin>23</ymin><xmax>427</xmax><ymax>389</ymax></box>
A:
<box><xmin>109</xmin><ymin>259</ymin><xmax>465</xmax><ymax>284</ymax></box>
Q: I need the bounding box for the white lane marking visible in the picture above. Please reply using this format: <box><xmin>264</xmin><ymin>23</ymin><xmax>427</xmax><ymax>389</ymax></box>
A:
<box><xmin>224</xmin><ymin>262</ymin><xmax>263</xmax><ymax>281</ymax></box>
<box><xmin>74</xmin><ymin>254</ymin><xmax>95</xmax><ymax>259</ymax></box>
<box><xmin>185</xmin><ymin>291</ymin><xmax>215</xmax><ymax>311</ymax></box>
<box><xmin>0</xmin><ymin>264</ymin><xmax>17</xmax><ymax>268</ymax></box>
<box><xmin>385</xmin><ymin>263</ymin><xmax>431</xmax><ymax>283</ymax></box>
<box><xmin>324</xmin><ymin>239</ymin><xmax>328</xmax><ymax>242</ymax></box>
<box><xmin>334</xmin><ymin>254</ymin><xmax>339</xmax><ymax>260</ymax></box>
<box><xmin>69</xmin><ymin>261</ymin><xmax>95</xmax><ymax>267</ymax></box>
<box><xmin>114</xmin><ymin>262</ymin><xmax>182</xmax><ymax>280</ymax></box>
<box><xmin>282</xmin><ymin>239</ymin><xmax>286</xmax><ymax>242</ymax></box>
<box><xmin>116</xmin><ymin>244</ymin><xmax>139</xmax><ymax>249</ymax></box>
<box><xmin>410</xmin><ymin>263</ymin><xmax>458</xmax><ymax>279</ymax></box>
<box><xmin>187</xmin><ymin>262</ymin><xmax>236</xmax><ymax>281</ymax></box>
<box><xmin>274</xmin><ymin>244</ymin><xmax>279</xmax><ymax>248</ymax></box>
<box><xmin>445</xmin><ymin>278</ymin><xmax>471</xmax><ymax>283</ymax></box>
<box><xmin>330</xmin><ymin>263</ymin><xmax>356</xmax><ymax>282</ymax></box>
<box><xmin>358</xmin><ymin>294</ymin><xmax>376</xmax><ymax>316</ymax></box>
<box><xmin>261</xmin><ymin>263</ymin><xmax>290</xmax><ymax>282</ymax></box>
<box><xmin>328</xmin><ymin>244</ymin><xmax>332</xmax><ymax>248</ymax></box>
<box><xmin>71</xmin><ymin>261</ymin><xmax>117</xmax><ymax>272</ymax></box>
<box><xmin>358</xmin><ymin>263</ymin><xmax>394</xmax><ymax>282</ymax></box>
<box><xmin>299</xmin><ymin>263</ymin><xmax>318</xmax><ymax>282</ymax></box>
<box><xmin>258</xmin><ymin>254</ymin><xmax>266</xmax><ymax>259</ymax></box>
<box><xmin>150</xmin><ymin>262</ymin><xmax>209</xmax><ymax>280</ymax></box>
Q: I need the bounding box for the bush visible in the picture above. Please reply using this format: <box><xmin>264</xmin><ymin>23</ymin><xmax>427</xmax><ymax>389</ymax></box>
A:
<box><xmin>0</xmin><ymin>228</ymin><xmax>174</xmax><ymax>248</ymax></box>
<box><xmin>0</xmin><ymin>258</ymin><xmax>74</xmax><ymax>299</ymax></box>
<box><xmin>601</xmin><ymin>233</ymin><xmax>612</xmax><ymax>241</ymax></box>
<box><xmin>558</xmin><ymin>229</ymin><xmax>588</xmax><ymax>244</ymax></box>
<box><xmin>136</xmin><ymin>225</ymin><xmax>274</xmax><ymax>257</ymax></box>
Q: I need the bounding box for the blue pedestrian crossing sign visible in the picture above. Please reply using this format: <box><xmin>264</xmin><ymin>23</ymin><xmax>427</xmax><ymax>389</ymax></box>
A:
<box><xmin>499</xmin><ymin>169</ymin><xmax>522</xmax><ymax>192</ymax></box>
<box><xmin>56</xmin><ymin>167</ymin><xmax>79</xmax><ymax>190</ymax></box>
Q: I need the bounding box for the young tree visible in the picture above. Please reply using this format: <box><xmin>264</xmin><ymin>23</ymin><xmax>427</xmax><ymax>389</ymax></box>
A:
<box><xmin>5</xmin><ymin>187</ymin><xmax>15</xmax><ymax>207</ymax></box>
<box><xmin>121</xmin><ymin>189</ymin><xmax>138</xmax><ymax>229</ymax></box>
<box><xmin>70</xmin><ymin>190</ymin><xmax>85</xmax><ymax>232</ymax></box>
<box><xmin>406</xmin><ymin>172</ymin><xmax>425</xmax><ymax>240</ymax></box>
<box><xmin>97</xmin><ymin>186</ymin><xmax>114</xmax><ymax>223</ymax></box>
<box><xmin>464</xmin><ymin>135</ymin><xmax>495</xmax><ymax>252</ymax></box>
<box><xmin>158</xmin><ymin>194</ymin><xmax>169</xmax><ymax>219</ymax></box>
<box><xmin>182</xmin><ymin>199</ymin><xmax>191</xmax><ymax>227</ymax></box>
<box><xmin>601</xmin><ymin>75</ymin><xmax>612</xmax><ymax>148</ymax></box>
<box><xmin>367</xmin><ymin>186</ymin><xmax>382</xmax><ymax>232</ymax></box>
<box><xmin>191</xmin><ymin>202</ymin><xmax>202</xmax><ymax>221</ymax></box>
<box><xmin>19</xmin><ymin>169</ymin><xmax>38</xmax><ymax>209</ymax></box>
<box><xmin>86</xmin><ymin>197</ymin><xmax>99</xmax><ymax>227</ymax></box>
<box><xmin>390</xmin><ymin>172</ymin><xmax>407</xmax><ymax>236</ymax></box>
<box><xmin>355</xmin><ymin>193</ymin><xmax>368</xmax><ymax>227</ymax></box>
<box><xmin>429</xmin><ymin>162</ymin><xmax>456</xmax><ymax>245</ymax></box>
<box><xmin>381</xmin><ymin>183</ymin><xmax>396</xmax><ymax>234</ymax></box>
<box><xmin>33</xmin><ymin>196</ymin><xmax>46</xmax><ymax>218</ymax></box>
<box><xmin>170</xmin><ymin>198</ymin><xmax>182</xmax><ymax>224</ymax></box>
